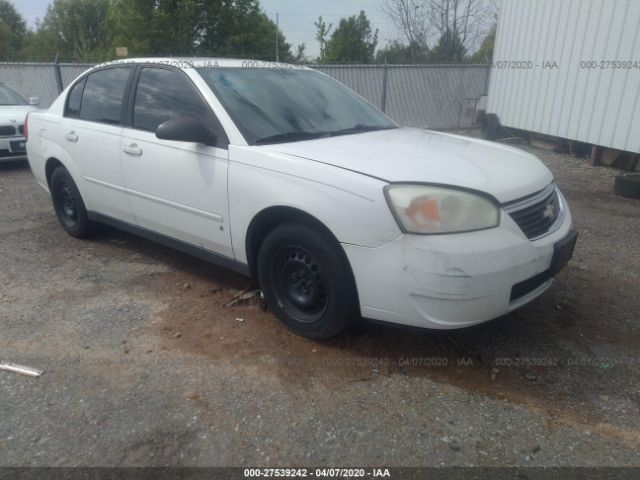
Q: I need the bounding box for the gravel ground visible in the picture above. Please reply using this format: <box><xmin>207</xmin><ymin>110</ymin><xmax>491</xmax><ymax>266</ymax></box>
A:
<box><xmin>1</xmin><ymin>142</ymin><xmax>639</xmax><ymax>467</ymax></box>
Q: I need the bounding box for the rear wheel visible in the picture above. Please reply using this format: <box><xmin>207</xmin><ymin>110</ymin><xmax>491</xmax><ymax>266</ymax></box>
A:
<box><xmin>257</xmin><ymin>223</ymin><xmax>359</xmax><ymax>340</ymax></box>
<box><xmin>50</xmin><ymin>166</ymin><xmax>94</xmax><ymax>238</ymax></box>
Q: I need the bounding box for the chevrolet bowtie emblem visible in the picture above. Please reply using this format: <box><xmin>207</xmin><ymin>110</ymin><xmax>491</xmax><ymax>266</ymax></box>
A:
<box><xmin>543</xmin><ymin>203</ymin><xmax>556</xmax><ymax>219</ymax></box>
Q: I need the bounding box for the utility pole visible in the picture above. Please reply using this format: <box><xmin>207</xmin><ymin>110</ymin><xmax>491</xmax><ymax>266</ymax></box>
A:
<box><xmin>276</xmin><ymin>12</ymin><xmax>280</xmax><ymax>62</ymax></box>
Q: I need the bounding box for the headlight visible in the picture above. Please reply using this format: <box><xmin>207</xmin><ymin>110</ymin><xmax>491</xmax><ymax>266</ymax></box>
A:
<box><xmin>384</xmin><ymin>184</ymin><xmax>500</xmax><ymax>234</ymax></box>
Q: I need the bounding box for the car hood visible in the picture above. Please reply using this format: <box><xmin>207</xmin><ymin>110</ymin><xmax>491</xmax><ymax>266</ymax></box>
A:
<box><xmin>261</xmin><ymin>127</ymin><xmax>553</xmax><ymax>204</ymax></box>
<box><xmin>0</xmin><ymin>105</ymin><xmax>37</xmax><ymax>124</ymax></box>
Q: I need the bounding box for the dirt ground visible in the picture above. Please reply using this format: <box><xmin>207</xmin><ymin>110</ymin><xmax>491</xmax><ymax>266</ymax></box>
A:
<box><xmin>1</xmin><ymin>141</ymin><xmax>639</xmax><ymax>467</ymax></box>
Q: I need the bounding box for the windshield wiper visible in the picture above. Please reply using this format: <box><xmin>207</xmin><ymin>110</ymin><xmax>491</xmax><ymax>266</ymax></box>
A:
<box><xmin>254</xmin><ymin>131</ymin><xmax>328</xmax><ymax>145</ymax></box>
<box><xmin>326</xmin><ymin>124</ymin><xmax>396</xmax><ymax>137</ymax></box>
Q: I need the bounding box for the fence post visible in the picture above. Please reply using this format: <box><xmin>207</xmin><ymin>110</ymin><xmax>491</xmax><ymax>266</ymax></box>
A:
<box><xmin>381</xmin><ymin>60</ymin><xmax>388</xmax><ymax>113</ymax></box>
<box><xmin>54</xmin><ymin>53</ymin><xmax>64</xmax><ymax>94</ymax></box>
<box><xmin>485</xmin><ymin>64</ymin><xmax>491</xmax><ymax>94</ymax></box>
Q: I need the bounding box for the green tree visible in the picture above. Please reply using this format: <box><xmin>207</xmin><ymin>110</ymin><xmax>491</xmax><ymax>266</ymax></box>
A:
<box><xmin>110</xmin><ymin>0</ymin><xmax>295</xmax><ymax>60</ymax></box>
<box><xmin>20</xmin><ymin>25</ymin><xmax>57</xmax><ymax>61</ymax></box>
<box><xmin>109</xmin><ymin>0</ymin><xmax>200</xmax><ymax>56</ymax></box>
<box><xmin>293</xmin><ymin>43</ymin><xmax>306</xmax><ymax>63</ymax></box>
<box><xmin>376</xmin><ymin>40</ymin><xmax>429</xmax><ymax>64</ymax></box>
<box><xmin>470</xmin><ymin>24</ymin><xmax>495</xmax><ymax>63</ymax></box>
<box><xmin>314</xmin><ymin>15</ymin><xmax>332</xmax><ymax>62</ymax></box>
<box><xmin>381</xmin><ymin>0</ymin><xmax>430</xmax><ymax>64</ymax></box>
<box><xmin>207</xmin><ymin>10</ymin><xmax>294</xmax><ymax>61</ymax></box>
<box><xmin>322</xmin><ymin>11</ymin><xmax>378</xmax><ymax>64</ymax></box>
<box><xmin>0</xmin><ymin>0</ymin><xmax>27</xmax><ymax>60</ymax></box>
<box><xmin>23</xmin><ymin>0</ymin><xmax>112</xmax><ymax>62</ymax></box>
<box><xmin>430</xmin><ymin>28</ymin><xmax>466</xmax><ymax>63</ymax></box>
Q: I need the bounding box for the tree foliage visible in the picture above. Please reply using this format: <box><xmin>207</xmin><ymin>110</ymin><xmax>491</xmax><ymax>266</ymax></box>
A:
<box><xmin>381</xmin><ymin>0</ymin><xmax>429</xmax><ymax>64</ymax></box>
<box><xmin>0</xmin><ymin>0</ymin><xmax>27</xmax><ymax>60</ymax></box>
<box><xmin>314</xmin><ymin>16</ymin><xmax>332</xmax><ymax>62</ymax></box>
<box><xmin>376</xmin><ymin>40</ymin><xmax>429</xmax><ymax>64</ymax></box>
<box><xmin>21</xmin><ymin>0</ymin><xmax>113</xmax><ymax>62</ymax></box>
<box><xmin>10</xmin><ymin>0</ymin><xmax>301</xmax><ymax>63</ymax></box>
<box><xmin>430</xmin><ymin>28</ymin><xmax>466</xmax><ymax>63</ymax></box>
<box><xmin>108</xmin><ymin>0</ymin><xmax>200</xmax><ymax>57</ymax></box>
<box><xmin>470</xmin><ymin>23</ymin><xmax>495</xmax><ymax>63</ymax></box>
<box><xmin>321</xmin><ymin>11</ymin><xmax>378</xmax><ymax>64</ymax></box>
<box><xmin>380</xmin><ymin>0</ymin><xmax>498</xmax><ymax>63</ymax></box>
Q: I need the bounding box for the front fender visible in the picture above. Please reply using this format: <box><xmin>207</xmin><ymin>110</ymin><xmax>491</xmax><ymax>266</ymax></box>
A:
<box><xmin>228</xmin><ymin>146</ymin><xmax>401</xmax><ymax>263</ymax></box>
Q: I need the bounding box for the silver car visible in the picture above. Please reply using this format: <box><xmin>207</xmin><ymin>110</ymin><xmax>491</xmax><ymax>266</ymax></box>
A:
<box><xmin>0</xmin><ymin>83</ymin><xmax>39</xmax><ymax>162</ymax></box>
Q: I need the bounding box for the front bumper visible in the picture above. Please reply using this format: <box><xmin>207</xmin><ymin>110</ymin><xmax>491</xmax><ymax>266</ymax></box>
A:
<box><xmin>343</xmin><ymin>190</ymin><xmax>574</xmax><ymax>329</ymax></box>
<box><xmin>0</xmin><ymin>135</ymin><xmax>27</xmax><ymax>162</ymax></box>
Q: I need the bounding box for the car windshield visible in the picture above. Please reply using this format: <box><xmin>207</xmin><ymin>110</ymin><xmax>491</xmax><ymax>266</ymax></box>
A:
<box><xmin>196</xmin><ymin>67</ymin><xmax>397</xmax><ymax>145</ymax></box>
<box><xmin>0</xmin><ymin>85</ymin><xmax>28</xmax><ymax>106</ymax></box>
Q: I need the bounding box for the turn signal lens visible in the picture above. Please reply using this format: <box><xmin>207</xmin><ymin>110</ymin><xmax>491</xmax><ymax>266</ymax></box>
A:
<box><xmin>406</xmin><ymin>196</ymin><xmax>442</xmax><ymax>228</ymax></box>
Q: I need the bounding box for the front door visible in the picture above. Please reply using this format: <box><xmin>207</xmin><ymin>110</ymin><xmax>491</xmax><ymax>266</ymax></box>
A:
<box><xmin>120</xmin><ymin>66</ymin><xmax>233</xmax><ymax>258</ymax></box>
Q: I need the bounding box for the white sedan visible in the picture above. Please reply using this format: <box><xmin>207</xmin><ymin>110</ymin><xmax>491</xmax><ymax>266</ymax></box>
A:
<box><xmin>26</xmin><ymin>58</ymin><xmax>577</xmax><ymax>339</ymax></box>
<box><xmin>0</xmin><ymin>83</ymin><xmax>39</xmax><ymax>162</ymax></box>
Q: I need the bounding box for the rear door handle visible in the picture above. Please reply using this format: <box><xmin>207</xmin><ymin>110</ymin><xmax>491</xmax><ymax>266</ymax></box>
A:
<box><xmin>122</xmin><ymin>143</ymin><xmax>143</xmax><ymax>156</ymax></box>
<box><xmin>64</xmin><ymin>131</ymin><xmax>78</xmax><ymax>143</ymax></box>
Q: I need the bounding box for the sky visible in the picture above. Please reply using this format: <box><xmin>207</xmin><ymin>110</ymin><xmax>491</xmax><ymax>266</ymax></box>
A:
<box><xmin>9</xmin><ymin>0</ymin><xmax>400</xmax><ymax>59</ymax></box>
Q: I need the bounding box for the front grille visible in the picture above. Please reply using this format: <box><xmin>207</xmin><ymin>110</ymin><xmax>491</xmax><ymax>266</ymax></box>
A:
<box><xmin>0</xmin><ymin>125</ymin><xmax>16</xmax><ymax>136</ymax></box>
<box><xmin>18</xmin><ymin>125</ymin><xmax>24</xmax><ymax>134</ymax></box>
<box><xmin>510</xmin><ymin>269</ymin><xmax>551</xmax><ymax>302</ymax></box>
<box><xmin>508</xmin><ymin>189</ymin><xmax>560</xmax><ymax>239</ymax></box>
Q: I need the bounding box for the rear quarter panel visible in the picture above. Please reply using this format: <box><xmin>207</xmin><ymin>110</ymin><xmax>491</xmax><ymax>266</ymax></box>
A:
<box><xmin>26</xmin><ymin>111</ymin><xmax>95</xmax><ymax>211</ymax></box>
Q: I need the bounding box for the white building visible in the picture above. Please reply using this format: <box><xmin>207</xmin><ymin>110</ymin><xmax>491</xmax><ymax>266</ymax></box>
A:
<box><xmin>486</xmin><ymin>0</ymin><xmax>640</xmax><ymax>155</ymax></box>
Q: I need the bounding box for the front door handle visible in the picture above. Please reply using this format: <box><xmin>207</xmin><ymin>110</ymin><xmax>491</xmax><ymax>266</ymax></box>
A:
<box><xmin>122</xmin><ymin>143</ymin><xmax>143</xmax><ymax>156</ymax></box>
<box><xmin>64</xmin><ymin>131</ymin><xmax>78</xmax><ymax>143</ymax></box>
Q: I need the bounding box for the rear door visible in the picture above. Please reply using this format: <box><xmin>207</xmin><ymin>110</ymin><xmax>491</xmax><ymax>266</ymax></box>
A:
<box><xmin>119</xmin><ymin>66</ymin><xmax>233</xmax><ymax>258</ymax></box>
<box><xmin>61</xmin><ymin>66</ymin><xmax>135</xmax><ymax>222</ymax></box>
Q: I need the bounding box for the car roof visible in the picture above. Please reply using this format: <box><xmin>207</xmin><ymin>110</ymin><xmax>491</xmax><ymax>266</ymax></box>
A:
<box><xmin>92</xmin><ymin>57</ymin><xmax>311</xmax><ymax>71</ymax></box>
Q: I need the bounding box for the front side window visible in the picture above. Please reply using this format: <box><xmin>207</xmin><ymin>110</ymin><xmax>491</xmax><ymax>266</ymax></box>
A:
<box><xmin>133</xmin><ymin>68</ymin><xmax>208</xmax><ymax>131</ymax></box>
<box><xmin>196</xmin><ymin>68</ymin><xmax>396</xmax><ymax>145</ymax></box>
<box><xmin>0</xmin><ymin>84</ymin><xmax>28</xmax><ymax>106</ymax></box>
<box><xmin>80</xmin><ymin>67</ymin><xmax>132</xmax><ymax>125</ymax></box>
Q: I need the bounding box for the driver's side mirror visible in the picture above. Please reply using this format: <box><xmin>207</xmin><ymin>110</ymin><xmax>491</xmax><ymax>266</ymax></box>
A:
<box><xmin>155</xmin><ymin>116</ymin><xmax>217</xmax><ymax>146</ymax></box>
<box><xmin>29</xmin><ymin>97</ymin><xmax>40</xmax><ymax>106</ymax></box>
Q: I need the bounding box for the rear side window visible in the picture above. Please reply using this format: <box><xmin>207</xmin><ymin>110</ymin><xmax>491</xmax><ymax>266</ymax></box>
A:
<box><xmin>65</xmin><ymin>77</ymin><xmax>86</xmax><ymax>118</ymax></box>
<box><xmin>133</xmin><ymin>68</ymin><xmax>207</xmax><ymax>131</ymax></box>
<box><xmin>80</xmin><ymin>67</ymin><xmax>132</xmax><ymax>125</ymax></box>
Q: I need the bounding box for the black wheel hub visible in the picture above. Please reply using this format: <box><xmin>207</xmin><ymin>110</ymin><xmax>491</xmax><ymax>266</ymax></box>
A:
<box><xmin>275</xmin><ymin>247</ymin><xmax>328</xmax><ymax>322</ymax></box>
<box><xmin>57</xmin><ymin>182</ymin><xmax>78</xmax><ymax>227</ymax></box>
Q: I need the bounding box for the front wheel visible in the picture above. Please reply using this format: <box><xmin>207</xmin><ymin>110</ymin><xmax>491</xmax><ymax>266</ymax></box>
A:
<box><xmin>257</xmin><ymin>223</ymin><xmax>360</xmax><ymax>340</ymax></box>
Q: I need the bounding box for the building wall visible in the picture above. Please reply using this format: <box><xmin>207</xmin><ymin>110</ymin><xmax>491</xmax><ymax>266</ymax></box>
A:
<box><xmin>487</xmin><ymin>0</ymin><xmax>640</xmax><ymax>153</ymax></box>
<box><xmin>0</xmin><ymin>63</ymin><xmax>490</xmax><ymax>130</ymax></box>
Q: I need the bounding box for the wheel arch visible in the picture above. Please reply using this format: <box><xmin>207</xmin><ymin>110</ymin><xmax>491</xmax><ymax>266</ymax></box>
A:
<box><xmin>245</xmin><ymin>206</ymin><xmax>346</xmax><ymax>279</ymax></box>
<box><xmin>45</xmin><ymin>157</ymin><xmax>65</xmax><ymax>188</ymax></box>
<box><xmin>43</xmin><ymin>155</ymin><xmax>93</xmax><ymax>212</ymax></box>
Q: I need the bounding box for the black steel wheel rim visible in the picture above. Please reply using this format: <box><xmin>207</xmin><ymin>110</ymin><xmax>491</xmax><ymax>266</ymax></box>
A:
<box><xmin>273</xmin><ymin>246</ymin><xmax>329</xmax><ymax>323</ymax></box>
<box><xmin>56</xmin><ymin>181</ymin><xmax>78</xmax><ymax>227</ymax></box>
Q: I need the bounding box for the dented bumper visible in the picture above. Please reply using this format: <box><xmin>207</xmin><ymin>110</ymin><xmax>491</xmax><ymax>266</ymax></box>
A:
<box><xmin>343</xmin><ymin>191</ymin><xmax>573</xmax><ymax>329</ymax></box>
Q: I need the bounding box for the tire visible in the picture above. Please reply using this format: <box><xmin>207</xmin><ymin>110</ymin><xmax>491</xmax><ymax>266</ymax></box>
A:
<box><xmin>50</xmin><ymin>166</ymin><xmax>94</xmax><ymax>238</ymax></box>
<box><xmin>257</xmin><ymin>223</ymin><xmax>359</xmax><ymax>340</ymax></box>
<box><xmin>614</xmin><ymin>173</ymin><xmax>640</xmax><ymax>199</ymax></box>
<box><xmin>481</xmin><ymin>113</ymin><xmax>501</xmax><ymax>140</ymax></box>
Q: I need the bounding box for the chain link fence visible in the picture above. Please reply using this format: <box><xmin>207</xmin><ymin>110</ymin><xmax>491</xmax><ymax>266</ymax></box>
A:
<box><xmin>0</xmin><ymin>62</ymin><xmax>490</xmax><ymax>130</ymax></box>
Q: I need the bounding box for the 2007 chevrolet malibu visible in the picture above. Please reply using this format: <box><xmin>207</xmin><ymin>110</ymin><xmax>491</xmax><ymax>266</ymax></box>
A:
<box><xmin>26</xmin><ymin>58</ymin><xmax>577</xmax><ymax>339</ymax></box>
